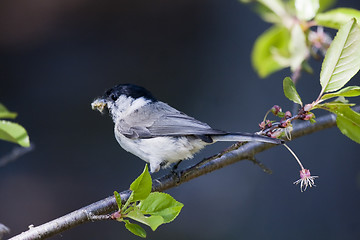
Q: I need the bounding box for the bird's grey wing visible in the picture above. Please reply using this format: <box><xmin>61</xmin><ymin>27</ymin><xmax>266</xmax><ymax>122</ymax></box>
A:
<box><xmin>117</xmin><ymin>102</ymin><xmax>225</xmax><ymax>139</ymax></box>
<box><xmin>147</xmin><ymin>114</ymin><xmax>225</xmax><ymax>137</ymax></box>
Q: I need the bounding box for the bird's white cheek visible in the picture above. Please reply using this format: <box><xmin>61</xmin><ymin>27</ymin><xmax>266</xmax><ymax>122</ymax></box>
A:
<box><xmin>111</xmin><ymin>96</ymin><xmax>150</xmax><ymax>121</ymax></box>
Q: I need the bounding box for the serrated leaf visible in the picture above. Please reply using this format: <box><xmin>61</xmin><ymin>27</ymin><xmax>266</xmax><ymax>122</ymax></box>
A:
<box><xmin>289</xmin><ymin>23</ymin><xmax>308</xmax><ymax>71</ymax></box>
<box><xmin>315</xmin><ymin>8</ymin><xmax>360</xmax><ymax>29</ymax></box>
<box><xmin>0</xmin><ymin>103</ymin><xmax>18</xmax><ymax>119</ymax></box>
<box><xmin>295</xmin><ymin>0</ymin><xmax>319</xmax><ymax>21</ymax></box>
<box><xmin>130</xmin><ymin>165</ymin><xmax>152</xmax><ymax>201</ymax></box>
<box><xmin>283</xmin><ymin>77</ymin><xmax>303</xmax><ymax>106</ymax></box>
<box><xmin>319</xmin><ymin>18</ymin><xmax>360</xmax><ymax>95</ymax></box>
<box><xmin>126</xmin><ymin>207</ymin><xmax>164</xmax><ymax>231</ymax></box>
<box><xmin>124</xmin><ymin>221</ymin><xmax>147</xmax><ymax>238</ymax></box>
<box><xmin>114</xmin><ymin>191</ymin><xmax>122</xmax><ymax>210</ymax></box>
<box><xmin>252</xmin><ymin>26</ymin><xmax>291</xmax><ymax>78</ymax></box>
<box><xmin>320</xmin><ymin>86</ymin><xmax>360</xmax><ymax>100</ymax></box>
<box><xmin>139</xmin><ymin>192</ymin><xmax>184</xmax><ymax>224</ymax></box>
<box><xmin>318</xmin><ymin>103</ymin><xmax>360</xmax><ymax>143</ymax></box>
<box><xmin>0</xmin><ymin>120</ymin><xmax>30</xmax><ymax>147</ymax></box>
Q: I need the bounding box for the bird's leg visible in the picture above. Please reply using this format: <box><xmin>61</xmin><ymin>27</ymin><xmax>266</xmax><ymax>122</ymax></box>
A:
<box><xmin>171</xmin><ymin>160</ymin><xmax>183</xmax><ymax>183</ymax></box>
<box><xmin>171</xmin><ymin>160</ymin><xmax>182</xmax><ymax>172</ymax></box>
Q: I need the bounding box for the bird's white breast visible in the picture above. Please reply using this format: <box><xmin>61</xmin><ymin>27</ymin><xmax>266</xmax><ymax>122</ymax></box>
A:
<box><xmin>114</xmin><ymin>131</ymin><xmax>207</xmax><ymax>172</ymax></box>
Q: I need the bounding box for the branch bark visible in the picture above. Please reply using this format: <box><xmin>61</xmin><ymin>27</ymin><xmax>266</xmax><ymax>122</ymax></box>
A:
<box><xmin>7</xmin><ymin>110</ymin><xmax>350</xmax><ymax>240</ymax></box>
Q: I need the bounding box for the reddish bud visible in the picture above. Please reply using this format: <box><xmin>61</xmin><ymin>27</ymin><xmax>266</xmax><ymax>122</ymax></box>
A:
<box><xmin>285</xmin><ymin>111</ymin><xmax>292</xmax><ymax>119</ymax></box>
<box><xmin>303</xmin><ymin>113</ymin><xmax>314</xmax><ymax>121</ymax></box>
<box><xmin>271</xmin><ymin>105</ymin><xmax>282</xmax><ymax>115</ymax></box>
<box><xmin>266</xmin><ymin>120</ymin><xmax>272</xmax><ymax>128</ymax></box>
<box><xmin>280</xmin><ymin>119</ymin><xmax>291</xmax><ymax>128</ymax></box>
<box><xmin>304</xmin><ymin>104</ymin><xmax>313</xmax><ymax>112</ymax></box>
<box><xmin>111</xmin><ymin>211</ymin><xmax>122</xmax><ymax>220</ymax></box>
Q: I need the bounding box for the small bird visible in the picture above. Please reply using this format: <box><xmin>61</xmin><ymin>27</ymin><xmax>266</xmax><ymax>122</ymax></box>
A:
<box><xmin>92</xmin><ymin>84</ymin><xmax>282</xmax><ymax>173</ymax></box>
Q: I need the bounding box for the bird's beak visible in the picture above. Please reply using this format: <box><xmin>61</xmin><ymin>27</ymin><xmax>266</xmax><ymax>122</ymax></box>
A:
<box><xmin>91</xmin><ymin>98</ymin><xmax>107</xmax><ymax>113</ymax></box>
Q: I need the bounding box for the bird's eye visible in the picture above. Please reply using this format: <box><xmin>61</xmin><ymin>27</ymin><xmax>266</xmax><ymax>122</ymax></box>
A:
<box><xmin>110</xmin><ymin>93</ymin><xmax>118</xmax><ymax>101</ymax></box>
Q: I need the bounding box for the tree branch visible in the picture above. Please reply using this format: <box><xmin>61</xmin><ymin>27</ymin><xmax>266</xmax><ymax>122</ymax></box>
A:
<box><xmin>8</xmin><ymin>109</ymin><xmax>351</xmax><ymax>240</ymax></box>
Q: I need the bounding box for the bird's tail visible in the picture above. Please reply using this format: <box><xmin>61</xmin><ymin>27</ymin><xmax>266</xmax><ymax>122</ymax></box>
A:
<box><xmin>212</xmin><ymin>132</ymin><xmax>283</xmax><ymax>145</ymax></box>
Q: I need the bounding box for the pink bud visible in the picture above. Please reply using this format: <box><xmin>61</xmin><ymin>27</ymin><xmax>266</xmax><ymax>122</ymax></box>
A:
<box><xmin>280</xmin><ymin>120</ymin><xmax>290</xmax><ymax>128</ymax></box>
<box><xmin>304</xmin><ymin>104</ymin><xmax>312</xmax><ymax>112</ymax></box>
<box><xmin>271</xmin><ymin>105</ymin><xmax>282</xmax><ymax>115</ymax></box>
<box><xmin>303</xmin><ymin>113</ymin><xmax>314</xmax><ymax>120</ymax></box>
<box><xmin>285</xmin><ymin>111</ymin><xmax>292</xmax><ymax>119</ymax></box>
<box><xmin>266</xmin><ymin>120</ymin><xmax>272</xmax><ymax>128</ymax></box>
<box><xmin>112</xmin><ymin>211</ymin><xmax>122</xmax><ymax>219</ymax></box>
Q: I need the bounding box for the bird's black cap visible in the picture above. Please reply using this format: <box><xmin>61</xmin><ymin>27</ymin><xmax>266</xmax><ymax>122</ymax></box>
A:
<box><xmin>103</xmin><ymin>84</ymin><xmax>157</xmax><ymax>102</ymax></box>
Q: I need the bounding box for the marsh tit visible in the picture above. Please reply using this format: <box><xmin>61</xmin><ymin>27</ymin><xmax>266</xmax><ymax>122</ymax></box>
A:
<box><xmin>92</xmin><ymin>84</ymin><xmax>282</xmax><ymax>173</ymax></box>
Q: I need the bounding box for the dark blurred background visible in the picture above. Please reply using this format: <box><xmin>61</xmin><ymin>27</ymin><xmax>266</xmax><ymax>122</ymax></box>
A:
<box><xmin>1</xmin><ymin>0</ymin><xmax>360</xmax><ymax>239</ymax></box>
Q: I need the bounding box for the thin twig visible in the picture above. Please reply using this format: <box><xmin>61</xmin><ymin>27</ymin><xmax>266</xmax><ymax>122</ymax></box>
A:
<box><xmin>248</xmin><ymin>156</ymin><xmax>273</xmax><ymax>174</ymax></box>
<box><xmin>8</xmin><ymin>108</ymin><xmax>353</xmax><ymax>240</ymax></box>
<box><xmin>0</xmin><ymin>223</ymin><xmax>10</xmax><ymax>240</ymax></box>
<box><xmin>0</xmin><ymin>143</ymin><xmax>34</xmax><ymax>168</ymax></box>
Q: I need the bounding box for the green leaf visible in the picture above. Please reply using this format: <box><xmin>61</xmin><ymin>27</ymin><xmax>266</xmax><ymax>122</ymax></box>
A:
<box><xmin>126</xmin><ymin>207</ymin><xmax>164</xmax><ymax>231</ymax></box>
<box><xmin>139</xmin><ymin>192</ymin><xmax>184</xmax><ymax>224</ymax></box>
<box><xmin>252</xmin><ymin>26</ymin><xmax>291</xmax><ymax>78</ymax></box>
<box><xmin>289</xmin><ymin>23</ymin><xmax>308</xmax><ymax>71</ymax></box>
<box><xmin>124</xmin><ymin>220</ymin><xmax>147</xmax><ymax>238</ymax></box>
<box><xmin>130</xmin><ymin>164</ymin><xmax>152</xmax><ymax>202</ymax></box>
<box><xmin>0</xmin><ymin>103</ymin><xmax>18</xmax><ymax>119</ymax></box>
<box><xmin>319</xmin><ymin>18</ymin><xmax>360</xmax><ymax>95</ymax></box>
<box><xmin>0</xmin><ymin>120</ymin><xmax>30</xmax><ymax>147</ymax></box>
<box><xmin>277</xmin><ymin>111</ymin><xmax>285</xmax><ymax>118</ymax></box>
<box><xmin>336</xmin><ymin>109</ymin><xmax>360</xmax><ymax>144</ymax></box>
<box><xmin>316</xmin><ymin>102</ymin><xmax>354</xmax><ymax>109</ymax></box>
<box><xmin>283</xmin><ymin>77</ymin><xmax>303</xmax><ymax>106</ymax></box>
<box><xmin>320</xmin><ymin>86</ymin><xmax>360</xmax><ymax>100</ymax></box>
<box><xmin>295</xmin><ymin>0</ymin><xmax>319</xmax><ymax>21</ymax></box>
<box><xmin>318</xmin><ymin>0</ymin><xmax>336</xmax><ymax>13</ymax></box>
<box><xmin>332</xmin><ymin>96</ymin><xmax>350</xmax><ymax>104</ymax></box>
<box><xmin>253</xmin><ymin>5</ymin><xmax>279</xmax><ymax>24</ymax></box>
<box><xmin>256</xmin><ymin>0</ymin><xmax>293</xmax><ymax>28</ymax></box>
<box><xmin>258</xmin><ymin>0</ymin><xmax>288</xmax><ymax>21</ymax></box>
<box><xmin>315</xmin><ymin>8</ymin><xmax>360</xmax><ymax>29</ymax></box>
<box><xmin>302</xmin><ymin>59</ymin><xmax>314</xmax><ymax>74</ymax></box>
<box><xmin>114</xmin><ymin>191</ymin><xmax>122</xmax><ymax>210</ymax></box>
<box><xmin>318</xmin><ymin>103</ymin><xmax>360</xmax><ymax>143</ymax></box>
